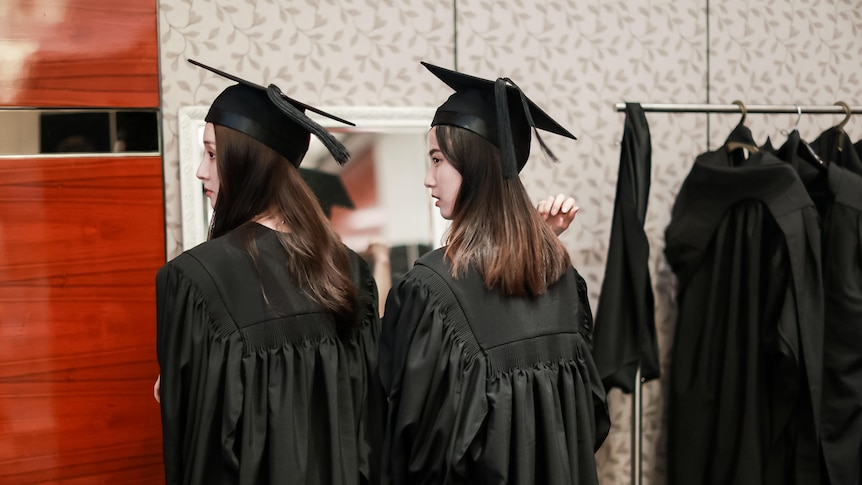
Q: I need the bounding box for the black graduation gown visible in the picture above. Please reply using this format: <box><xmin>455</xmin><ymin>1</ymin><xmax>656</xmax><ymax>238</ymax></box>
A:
<box><xmin>817</xmin><ymin>164</ymin><xmax>862</xmax><ymax>485</ymax></box>
<box><xmin>156</xmin><ymin>223</ymin><xmax>382</xmax><ymax>485</ymax></box>
<box><xmin>777</xmin><ymin>133</ymin><xmax>862</xmax><ymax>485</ymax></box>
<box><xmin>810</xmin><ymin>126</ymin><xmax>862</xmax><ymax>176</ymax></box>
<box><xmin>664</xmin><ymin>149</ymin><xmax>824</xmax><ymax>485</ymax></box>
<box><xmin>378</xmin><ymin>249</ymin><xmax>610</xmax><ymax>485</ymax></box>
<box><xmin>593</xmin><ymin>102</ymin><xmax>659</xmax><ymax>392</ymax></box>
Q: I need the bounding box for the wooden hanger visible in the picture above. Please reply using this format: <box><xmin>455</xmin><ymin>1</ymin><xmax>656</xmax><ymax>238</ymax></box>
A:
<box><xmin>725</xmin><ymin>100</ymin><xmax>760</xmax><ymax>154</ymax></box>
<box><xmin>835</xmin><ymin>101</ymin><xmax>851</xmax><ymax>152</ymax></box>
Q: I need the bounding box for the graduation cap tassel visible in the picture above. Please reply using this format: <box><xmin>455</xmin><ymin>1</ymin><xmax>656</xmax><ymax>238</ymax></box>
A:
<box><xmin>494</xmin><ymin>78</ymin><xmax>519</xmax><ymax>179</ymax></box>
<box><xmin>506</xmin><ymin>77</ymin><xmax>561</xmax><ymax>165</ymax></box>
<box><xmin>532</xmin><ymin>128</ymin><xmax>561</xmax><ymax>163</ymax></box>
<box><xmin>266</xmin><ymin>84</ymin><xmax>351</xmax><ymax>165</ymax></box>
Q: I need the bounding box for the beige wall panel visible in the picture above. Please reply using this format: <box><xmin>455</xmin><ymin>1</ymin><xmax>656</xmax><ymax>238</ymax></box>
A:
<box><xmin>708</xmin><ymin>1</ymin><xmax>862</xmax><ymax>148</ymax></box>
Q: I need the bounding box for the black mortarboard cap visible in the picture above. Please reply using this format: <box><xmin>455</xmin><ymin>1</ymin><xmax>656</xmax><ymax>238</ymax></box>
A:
<box><xmin>189</xmin><ymin>59</ymin><xmax>354</xmax><ymax>166</ymax></box>
<box><xmin>422</xmin><ymin>61</ymin><xmax>576</xmax><ymax>178</ymax></box>
<box><xmin>299</xmin><ymin>168</ymin><xmax>354</xmax><ymax>217</ymax></box>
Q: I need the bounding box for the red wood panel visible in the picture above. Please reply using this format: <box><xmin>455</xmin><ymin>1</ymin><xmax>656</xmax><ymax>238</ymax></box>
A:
<box><xmin>1</xmin><ymin>0</ymin><xmax>158</xmax><ymax>108</ymax></box>
<box><xmin>0</xmin><ymin>156</ymin><xmax>165</xmax><ymax>484</ymax></box>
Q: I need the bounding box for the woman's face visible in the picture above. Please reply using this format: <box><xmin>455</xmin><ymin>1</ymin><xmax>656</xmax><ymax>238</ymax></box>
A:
<box><xmin>196</xmin><ymin>122</ymin><xmax>219</xmax><ymax>209</ymax></box>
<box><xmin>425</xmin><ymin>127</ymin><xmax>462</xmax><ymax>220</ymax></box>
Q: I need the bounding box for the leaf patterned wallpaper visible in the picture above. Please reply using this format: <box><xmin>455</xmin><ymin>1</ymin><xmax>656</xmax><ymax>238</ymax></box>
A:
<box><xmin>157</xmin><ymin>1</ymin><xmax>862</xmax><ymax>483</ymax></box>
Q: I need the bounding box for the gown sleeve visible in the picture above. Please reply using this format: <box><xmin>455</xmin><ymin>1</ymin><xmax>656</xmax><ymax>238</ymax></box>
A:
<box><xmin>156</xmin><ymin>256</ymin><xmax>244</xmax><ymax>484</ymax></box>
<box><xmin>354</xmin><ymin>255</ymin><xmax>385</xmax><ymax>485</ymax></box>
<box><xmin>155</xmin><ymin>260</ymin><xmax>193</xmax><ymax>484</ymax></box>
<box><xmin>378</xmin><ymin>270</ymin><xmax>487</xmax><ymax>485</ymax></box>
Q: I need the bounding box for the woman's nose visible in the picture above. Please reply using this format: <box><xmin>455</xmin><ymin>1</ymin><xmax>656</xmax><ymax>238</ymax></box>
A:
<box><xmin>195</xmin><ymin>161</ymin><xmax>207</xmax><ymax>181</ymax></box>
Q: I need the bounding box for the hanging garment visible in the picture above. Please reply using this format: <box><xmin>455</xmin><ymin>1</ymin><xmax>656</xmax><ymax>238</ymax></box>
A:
<box><xmin>724</xmin><ymin>119</ymin><xmax>761</xmax><ymax>162</ymax></box>
<box><xmin>780</xmin><ymin>131</ymin><xmax>862</xmax><ymax>485</ymax></box>
<box><xmin>592</xmin><ymin>102</ymin><xmax>659</xmax><ymax>392</ymax></box>
<box><xmin>810</xmin><ymin>126</ymin><xmax>862</xmax><ymax>176</ymax></box>
<box><xmin>664</xmin><ymin>148</ymin><xmax>823</xmax><ymax>485</ymax></box>
<box><xmin>776</xmin><ymin>129</ymin><xmax>829</xmax><ymax>199</ymax></box>
<box><xmin>815</xmin><ymin>164</ymin><xmax>862</xmax><ymax>485</ymax></box>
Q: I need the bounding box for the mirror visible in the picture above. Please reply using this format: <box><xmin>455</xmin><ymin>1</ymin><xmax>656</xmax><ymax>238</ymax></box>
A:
<box><xmin>0</xmin><ymin>108</ymin><xmax>160</xmax><ymax>155</ymax></box>
<box><xmin>177</xmin><ymin>105</ymin><xmax>446</xmax><ymax>279</ymax></box>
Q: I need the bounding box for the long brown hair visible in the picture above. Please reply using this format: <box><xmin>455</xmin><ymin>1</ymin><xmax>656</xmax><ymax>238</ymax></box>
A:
<box><xmin>436</xmin><ymin>125</ymin><xmax>571</xmax><ymax>297</ymax></box>
<box><xmin>210</xmin><ymin>124</ymin><xmax>358</xmax><ymax>325</ymax></box>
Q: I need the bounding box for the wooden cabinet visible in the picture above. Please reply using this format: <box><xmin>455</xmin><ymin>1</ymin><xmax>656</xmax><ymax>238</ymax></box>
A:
<box><xmin>0</xmin><ymin>1</ymin><xmax>164</xmax><ymax>482</ymax></box>
<box><xmin>2</xmin><ymin>0</ymin><xmax>158</xmax><ymax>108</ymax></box>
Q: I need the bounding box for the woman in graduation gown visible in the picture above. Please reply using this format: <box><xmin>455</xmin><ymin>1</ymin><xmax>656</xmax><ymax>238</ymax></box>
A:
<box><xmin>378</xmin><ymin>62</ymin><xmax>610</xmax><ymax>485</ymax></box>
<box><xmin>155</xmin><ymin>60</ymin><xmax>382</xmax><ymax>485</ymax></box>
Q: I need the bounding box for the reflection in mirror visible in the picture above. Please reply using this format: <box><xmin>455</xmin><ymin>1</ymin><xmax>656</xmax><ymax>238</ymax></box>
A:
<box><xmin>0</xmin><ymin>109</ymin><xmax>160</xmax><ymax>155</ymax></box>
<box><xmin>177</xmin><ymin>106</ymin><xmax>445</xmax><ymax>285</ymax></box>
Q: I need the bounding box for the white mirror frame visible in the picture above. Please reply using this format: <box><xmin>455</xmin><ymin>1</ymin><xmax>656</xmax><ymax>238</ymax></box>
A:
<box><xmin>177</xmin><ymin>105</ymin><xmax>441</xmax><ymax>252</ymax></box>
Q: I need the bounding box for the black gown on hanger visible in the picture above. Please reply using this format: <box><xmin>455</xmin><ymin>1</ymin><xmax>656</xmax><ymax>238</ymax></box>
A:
<box><xmin>593</xmin><ymin>102</ymin><xmax>659</xmax><ymax>392</ymax></box>
<box><xmin>810</xmin><ymin>126</ymin><xmax>862</xmax><ymax>176</ymax></box>
<box><xmin>665</xmin><ymin>145</ymin><xmax>823</xmax><ymax>485</ymax></box>
<box><xmin>779</xmin><ymin>132</ymin><xmax>862</xmax><ymax>485</ymax></box>
<box><xmin>817</xmin><ymin>164</ymin><xmax>862</xmax><ymax>485</ymax></box>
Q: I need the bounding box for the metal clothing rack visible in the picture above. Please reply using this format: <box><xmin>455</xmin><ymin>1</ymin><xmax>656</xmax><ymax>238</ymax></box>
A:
<box><xmin>614</xmin><ymin>102</ymin><xmax>862</xmax><ymax>114</ymax></box>
<box><xmin>613</xmin><ymin>101</ymin><xmax>860</xmax><ymax>485</ymax></box>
